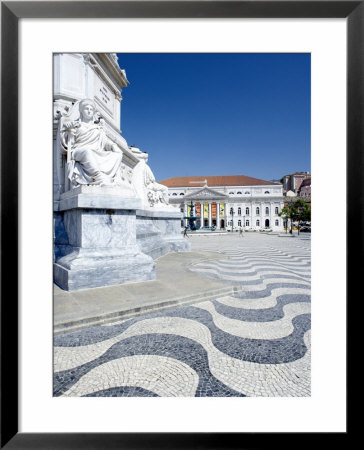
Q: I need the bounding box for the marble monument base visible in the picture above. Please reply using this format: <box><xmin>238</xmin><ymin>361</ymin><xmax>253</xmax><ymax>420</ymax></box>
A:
<box><xmin>136</xmin><ymin>209</ymin><xmax>191</xmax><ymax>259</ymax></box>
<box><xmin>54</xmin><ymin>247</ymin><xmax>155</xmax><ymax>291</ymax></box>
<box><xmin>54</xmin><ymin>188</ymin><xmax>156</xmax><ymax>291</ymax></box>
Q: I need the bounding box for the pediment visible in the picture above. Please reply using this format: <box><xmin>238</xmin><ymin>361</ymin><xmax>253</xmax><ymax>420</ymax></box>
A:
<box><xmin>184</xmin><ymin>187</ymin><xmax>228</xmax><ymax>200</ymax></box>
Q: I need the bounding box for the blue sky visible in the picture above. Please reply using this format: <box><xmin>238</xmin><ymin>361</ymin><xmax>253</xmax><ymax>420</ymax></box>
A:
<box><xmin>116</xmin><ymin>53</ymin><xmax>310</xmax><ymax>182</ymax></box>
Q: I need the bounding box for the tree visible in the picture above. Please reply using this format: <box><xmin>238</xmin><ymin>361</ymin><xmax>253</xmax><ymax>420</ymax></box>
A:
<box><xmin>279</xmin><ymin>203</ymin><xmax>295</xmax><ymax>234</ymax></box>
<box><xmin>294</xmin><ymin>198</ymin><xmax>311</xmax><ymax>235</ymax></box>
<box><xmin>279</xmin><ymin>199</ymin><xmax>311</xmax><ymax>234</ymax></box>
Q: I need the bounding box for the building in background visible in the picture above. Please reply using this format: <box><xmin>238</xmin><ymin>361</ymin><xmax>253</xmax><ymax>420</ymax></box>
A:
<box><xmin>280</xmin><ymin>171</ymin><xmax>310</xmax><ymax>194</ymax></box>
<box><xmin>298</xmin><ymin>177</ymin><xmax>311</xmax><ymax>198</ymax></box>
<box><xmin>159</xmin><ymin>175</ymin><xmax>284</xmax><ymax>231</ymax></box>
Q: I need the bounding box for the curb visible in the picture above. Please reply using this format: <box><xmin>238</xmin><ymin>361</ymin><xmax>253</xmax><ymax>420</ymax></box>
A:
<box><xmin>54</xmin><ymin>285</ymin><xmax>243</xmax><ymax>335</ymax></box>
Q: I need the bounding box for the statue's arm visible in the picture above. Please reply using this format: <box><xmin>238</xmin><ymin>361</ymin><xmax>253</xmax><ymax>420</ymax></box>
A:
<box><xmin>60</xmin><ymin>120</ymin><xmax>80</xmax><ymax>157</ymax></box>
<box><xmin>104</xmin><ymin>135</ymin><xmax>123</xmax><ymax>154</ymax></box>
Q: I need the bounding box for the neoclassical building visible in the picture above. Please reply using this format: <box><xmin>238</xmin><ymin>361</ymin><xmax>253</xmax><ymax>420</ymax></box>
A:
<box><xmin>159</xmin><ymin>175</ymin><xmax>284</xmax><ymax>231</ymax></box>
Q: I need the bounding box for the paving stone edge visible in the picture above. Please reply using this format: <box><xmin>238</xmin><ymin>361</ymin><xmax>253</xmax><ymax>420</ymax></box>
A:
<box><xmin>53</xmin><ymin>285</ymin><xmax>243</xmax><ymax>335</ymax></box>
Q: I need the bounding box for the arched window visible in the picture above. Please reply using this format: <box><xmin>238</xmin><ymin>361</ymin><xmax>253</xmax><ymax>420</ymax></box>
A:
<box><xmin>245</xmin><ymin>220</ymin><xmax>250</xmax><ymax>227</ymax></box>
<box><xmin>230</xmin><ymin>207</ymin><xmax>234</xmax><ymax>215</ymax></box>
<box><xmin>238</xmin><ymin>220</ymin><xmax>242</xmax><ymax>226</ymax></box>
<box><xmin>237</xmin><ymin>191</ymin><xmax>242</xmax><ymax>194</ymax></box>
<box><xmin>180</xmin><ymin>193</ymin><xmax>184</xmax><ymax>196</ymax></box>
<box><xmin>265</xmin><ymin>207</ymin><xmax>269</xmax><ymax>215</ymax></box>
<box><xmin>229</xmin><ymin>191</ymin><xmax>234</xmax><ymax>195</ymax></box>
<box><xmin>256</xmin><ymin>220</ymin><xmax>260</xmax><ymax>226</ymax></box>
<box><xmin>264</xmin><ymin>191</ymin><xmax>270</xmax><ymax>194</ymax></box>
<box><xmin>256</xmin><ymin>207</ymin><xmax>260</xmax><ymax>215</ymax></box>
<box><xmin>245</xmin><ymin>207</ymin><xmax>249</xmax><ymax>215</ymax></box>
<box><xmin>172</xmin><ymin>193</ymin><xmax>177</xmax><ymax>196</ymax></box>
<box><xmin>245</xmin><ymin>191</ymin><xmax>250</xmax><ymax>194</ymax></box>
<box><xmin>238</xmin><ymin>207</ymin><xmax>241</xmax><ymax>215</ymax></box>
<box><xmin>275</xmin><ymin>219</ymin><xmax>279</xmax><ymax>226</ymax></box>
<box><xmin>275</xmin><ymin>207</ymin><xmax>279</xmax><ymax>214</ymax></box>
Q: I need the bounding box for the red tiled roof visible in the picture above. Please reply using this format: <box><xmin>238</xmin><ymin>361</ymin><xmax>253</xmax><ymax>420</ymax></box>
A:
<box><xmin>158</xmin><ymin>175</ymin><xmax>280</xmax><ymax>188</ymax></box>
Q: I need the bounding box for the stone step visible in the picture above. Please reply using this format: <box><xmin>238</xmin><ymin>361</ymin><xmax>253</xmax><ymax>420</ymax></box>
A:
<box><xmin>54</xmin><ymin>285</ymin><xmax>242</xmax><ymax>335</ymax></box>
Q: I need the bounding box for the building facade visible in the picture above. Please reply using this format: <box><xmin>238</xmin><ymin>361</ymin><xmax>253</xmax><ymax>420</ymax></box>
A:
<box><xmin>298</xmin><ymin>177</ymin><xmax>311</xmax><ymax>198</ymax></box>
<box><xmin>280</xmin><ymin>171</ymin><xmax>310</xmax><ymax>194</ymax></box>
<box><xmin>159</xmin><ymin>175</ymin><xmax>284</xmax><ymax>231</ymax></box>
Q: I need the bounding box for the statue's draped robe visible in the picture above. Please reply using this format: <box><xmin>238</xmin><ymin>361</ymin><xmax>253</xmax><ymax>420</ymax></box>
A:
<box><xmin>144</xmin><ymin>164</ymin><xmax>168</xmax><ymax>202</ymax></box>
<box><xmin>66</xmin><ymin>122</ymin><xmax>123</xmax><ymax>185</ymax></box>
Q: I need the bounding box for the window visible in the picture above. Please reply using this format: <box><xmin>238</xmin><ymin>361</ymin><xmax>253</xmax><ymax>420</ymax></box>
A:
<box><xmin>172</xmin><ymin>193</ymin><xmax>177</xmax><ymax>196</ymax></box>
<box><xmin>264</xmin><ymin>191</ymin><xmax>270</xmax><ymax>194</ymax></box>
<box><xmin>181</xmin><ymin>220</ymin><xmax>184</xmax><ymax>227</ymax></box>
<box><xmin>265</xmin><ymin>207</ymin><xmax>269</xmax><ymax>215</ymax></box>
<box><xmin>275</xmin><ymin>207</ymin><xmax>279</xmax><ymax>214</ymax></box>
<box><xmin>229</xmin><ymin>191</ymin><xmax>234</xmax><ymax>195</ymax></box>
<box><xmin>230</xmin><ymin>207</ymin><xmax>234</xmax><ymax>214</ymax></box>
<box><xmin>237</xmin><ymin>191</ymin><xmax>242</xmax><ymax>194</ymax></box>
<box><xmin>245</xmin><ymin>191</ymin><xmax>250</xmax><ymax>194</ymax></box>
<box><xmin>238</xmin><ymin>207</ymin><xmax>241</xmax><ymax>215</ymax></box>
<box><xmin>180</xmin><ymin>193</ymin><xmax>184</xmax><ymax>196</ymax></box>
<box><xmin>256</xmin><ymin>207</ymin><xmax>260</xmax><ymax>215</ymax></box>
<box><xmin>238</xmin><ymin>220</ymin><xmax>242</xmax><ymax>226</ymax></box>
<box><xmin>256</xmin><ymin>220</ymin><xmax>260</xmax><ymax>226</ymax></box>
<box><xmin>245</xmin><ymin>220</ymin><xmax>250</xmax><ymax>227</ymax></box>
<box><xmin>245</xmin><ymin>207</ymin><xmax>249</xmax><ymax>215</ymax></box>
<box><xmin>180</xmin><ymin>208</ymin><xmax>184</xmax><ymax>213</ymax></box>
<box><xmin>275</xmin><ymin>219</ymin><xmax>279</xmax><ymax>226</ymax></box>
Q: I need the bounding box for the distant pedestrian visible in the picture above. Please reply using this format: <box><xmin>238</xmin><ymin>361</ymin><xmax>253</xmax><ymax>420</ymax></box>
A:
<box><xmin>239</xmin><ymin>227</ymin><xmax>243</xmax><ymax>237</ymax></box>
<box><xmin>183</xmin><ymin>226</ymin><xmax>189</xmax><ymax>238</ymax></box>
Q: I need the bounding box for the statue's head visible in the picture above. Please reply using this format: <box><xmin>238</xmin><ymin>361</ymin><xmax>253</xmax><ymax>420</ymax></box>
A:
<box><xmin>79</xmin><ymin>99</ymin><xmax>96</xmax><ymax>120</ymax></box>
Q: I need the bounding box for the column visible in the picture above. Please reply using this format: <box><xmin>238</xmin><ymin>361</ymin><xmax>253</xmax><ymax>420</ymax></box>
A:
<box><xmin>217</xmin><ymin>201</ymin><xmax>220</xmax><ymax>229</ymax></box>
<box><xmin>250</xmin><ymin>201</ymin><xmax>252</xmax><ymax>228</ymax></box>
<box><xmin>208</xmin><ymin>202</ymin><xmax>212</xmax><ymax>227</ymax></box>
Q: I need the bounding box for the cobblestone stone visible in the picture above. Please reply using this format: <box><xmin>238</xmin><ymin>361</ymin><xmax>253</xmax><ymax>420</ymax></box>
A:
<box><xmin>54</xmin><ymin>233</ymin><xmax>311</xmax><ymax>397</ymax></box>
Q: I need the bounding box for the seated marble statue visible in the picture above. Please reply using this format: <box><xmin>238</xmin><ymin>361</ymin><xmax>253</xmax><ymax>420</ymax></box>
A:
<box><xmin>143</xmin><ymin>154</ymin><xmax>169</xmax><ymax>206</ymax></box>
<box><xmin>60</xmin><ymin>99</ymin><xmax>123</xmax><ymax>187</ymax></box>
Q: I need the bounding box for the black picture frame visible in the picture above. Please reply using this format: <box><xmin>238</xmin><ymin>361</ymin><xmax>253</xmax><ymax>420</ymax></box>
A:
<box><xmin>1</xmin><ymin>1</ymin><xmax>355</xmax><ymax>448</ymax></box>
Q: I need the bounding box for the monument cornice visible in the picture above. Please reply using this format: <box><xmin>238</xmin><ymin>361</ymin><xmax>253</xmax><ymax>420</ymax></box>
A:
<box><xmin>85</xmin><ymin>53</ymin><xmax>127</xmax><ymax>96</ymax></box>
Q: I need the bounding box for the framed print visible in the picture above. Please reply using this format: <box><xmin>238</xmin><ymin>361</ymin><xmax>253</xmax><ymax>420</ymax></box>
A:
<box><xmin>1</xmin><ymin>1</ymin><xmax>356</xmax><ymax>448</ymax></box>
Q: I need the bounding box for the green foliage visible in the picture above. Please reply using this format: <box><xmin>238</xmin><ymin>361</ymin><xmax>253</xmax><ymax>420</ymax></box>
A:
<box><xmin>279</xmin><ymin>198</ymin><xmax>311</xmax><ymax>232</ymax></box>
<box><xmin>280</xmin><ymin>199</ymin><xmax>310</xmax><ymax>221</ymax></box>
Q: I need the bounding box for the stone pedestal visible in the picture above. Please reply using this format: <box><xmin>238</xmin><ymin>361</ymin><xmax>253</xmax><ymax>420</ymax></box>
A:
<box><xmin>54</xmin><ymin>188</ymin><xmax>155</xmax><ymax>291</ymax></box>
<box><xmin>136</xmin><ymin>209</ymin><xmax>191</xmax><ymax>259</ymax></box>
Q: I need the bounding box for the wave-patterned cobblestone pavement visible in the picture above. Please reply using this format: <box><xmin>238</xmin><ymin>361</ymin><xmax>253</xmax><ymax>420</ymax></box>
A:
<box><xmin>54</xmin><ymin>233</ymin><xmax>311</xmax><ymax>397</ymax></box>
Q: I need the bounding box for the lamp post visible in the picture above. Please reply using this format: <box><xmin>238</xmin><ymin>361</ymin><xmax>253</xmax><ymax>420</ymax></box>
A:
<box><xmin>230</xmin><ymin>207</ymin><xmax>234</xmax><ymax>232</ymax></box>
<box><xmin>189</xmin><ymin>201</ymin><xmax>196</xmax><ymax>230</ymax></box>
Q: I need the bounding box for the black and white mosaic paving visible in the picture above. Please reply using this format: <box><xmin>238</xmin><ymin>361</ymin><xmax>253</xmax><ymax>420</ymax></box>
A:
<box><xmin>54</xmin><ymin>233</ymin><xmax>311</xmax><ymax>397</ymax></box>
